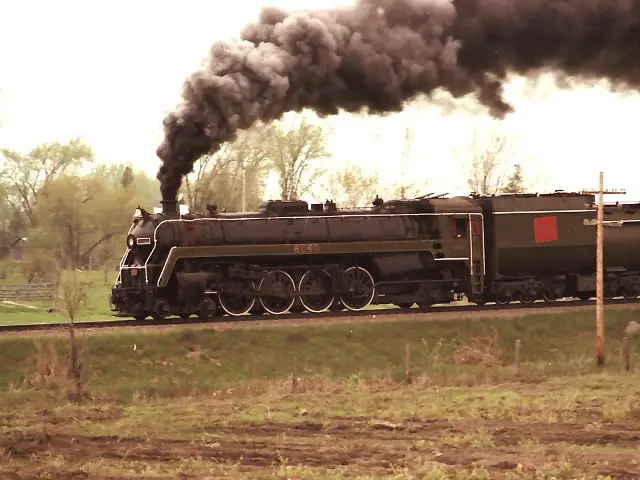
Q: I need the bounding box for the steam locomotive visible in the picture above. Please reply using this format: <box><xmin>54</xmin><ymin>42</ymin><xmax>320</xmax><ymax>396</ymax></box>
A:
<box><xmin>110</xmin><ymin>192</ymin><xmax>640</xmax><ymax>321</ymax></box>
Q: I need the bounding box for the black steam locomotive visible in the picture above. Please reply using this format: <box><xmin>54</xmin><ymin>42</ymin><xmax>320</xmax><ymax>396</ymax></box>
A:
<box><xmin>110</xmin><ymin>192</ymin><xmax>640</xmax><ymax>320</ymax></box>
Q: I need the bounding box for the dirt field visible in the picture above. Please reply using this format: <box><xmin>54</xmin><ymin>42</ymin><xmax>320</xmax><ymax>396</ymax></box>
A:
<box><xmin>3</xmin><ymin>417</ymin><xmax>640</xmax><ymax>478</ymax></box>
<box><xmin>2</xmin><ymin>309</ymin><xmax>639</xmax><ymax>478</ymax></box>
<box><xmin>2</xmin><ymin>374</ymin><xmax>639</xmax><ymax>479</ymax></box>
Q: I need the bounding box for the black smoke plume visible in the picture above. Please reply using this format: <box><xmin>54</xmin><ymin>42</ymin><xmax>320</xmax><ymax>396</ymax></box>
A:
<box><xmin>157</xmin><ymin>0</ymin><xmax>640</xmax><ymax>202</ymax></box>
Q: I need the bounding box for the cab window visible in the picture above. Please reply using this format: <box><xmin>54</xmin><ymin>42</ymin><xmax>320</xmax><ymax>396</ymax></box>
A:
<box><xmin>450</xmin><ymin>218</ymin><xmax>467</xmax><ymax>238</ymax></box>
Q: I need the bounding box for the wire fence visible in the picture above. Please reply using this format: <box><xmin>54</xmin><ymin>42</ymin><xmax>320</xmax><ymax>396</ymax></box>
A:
<box><xmin>0</xmin><ymin>283</ymin><xmax>56</xmax><ymax>301</ymax></box>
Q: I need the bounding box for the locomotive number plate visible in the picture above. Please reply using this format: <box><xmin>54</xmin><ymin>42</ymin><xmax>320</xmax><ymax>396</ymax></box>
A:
<box><xmin>293</xmin><ymin>243</ymin><xmax>320</xmax><ymax>254</ymax></box>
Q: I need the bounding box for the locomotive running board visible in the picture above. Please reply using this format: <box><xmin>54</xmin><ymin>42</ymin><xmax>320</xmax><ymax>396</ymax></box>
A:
<box><xmin>155</xmin><ymin>240</ymin><xmax>465</xmax><ymax>288</ymax></box>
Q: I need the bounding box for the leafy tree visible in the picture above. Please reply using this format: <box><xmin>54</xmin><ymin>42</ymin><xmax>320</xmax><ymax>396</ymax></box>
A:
<box><xmin>503</xmin><ymin>164</ymin><xmax>525</xmax><ymax>193</ymax></box>
<box><xmin>0</xmin><ymin>138</ymin><xmax>94</xmax><ymax>226</ymax></box>
<box><xmin>19</xmin><ymin>248</ymin><xmax>58</xmax><ymax>284</ymax></box>
<box><xmin>28</xmin><ymin>167</ymin><xmax>138</xmax><ymax>269</ymax></box>
<box><xmin>120</xmin><ymin>164</ymin><xmax>134</xmax><ymax>189</ymax></box>
<box><xmin>327</xmin><ymin>164</ymin><xmax>379</xmax><ymax>208</ymax></box>
<box><xmin>265</xmin><ymin>112</ymin><xmax>332</xmax><ymax>201</ymax></box>
<box><xmin>0</xmin><ymin>184</ymin><xmax>24</xmax><ymax>258</ymax></box>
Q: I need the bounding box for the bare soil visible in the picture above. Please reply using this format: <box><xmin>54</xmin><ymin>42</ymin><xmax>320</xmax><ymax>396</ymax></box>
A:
<box><xmin>2</xmin><ymin>415</ymin><xmax>639</xmax><ymax>478</ymax></box>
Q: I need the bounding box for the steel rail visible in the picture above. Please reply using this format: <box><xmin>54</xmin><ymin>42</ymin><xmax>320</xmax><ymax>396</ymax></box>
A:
<box><xmin>1</xmin><ymin>297</ymin><xmax>639</xmax><ymax>334</ymax></box>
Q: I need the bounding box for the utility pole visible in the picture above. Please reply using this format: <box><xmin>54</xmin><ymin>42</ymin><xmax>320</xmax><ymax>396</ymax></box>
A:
<box><xmin>581</xmin><ymin>173</ymin><xmax>626</xmax><ymax>367</ymax></box>
<box><xmin>241</xmin><ymin>160</ymin><xmax>247</xmax><ymax>212</ymax></box>
<box><xmin>596</xmin><ymin>172</ymin><xmax>605</xmax><ymax>367</ymax></box>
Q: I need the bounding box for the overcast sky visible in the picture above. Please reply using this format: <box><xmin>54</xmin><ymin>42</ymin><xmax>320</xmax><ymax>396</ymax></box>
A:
<box><xmin>1</xmin><ymin>0</ymin><xmax>638</xmax><ymax>204</ymax></box>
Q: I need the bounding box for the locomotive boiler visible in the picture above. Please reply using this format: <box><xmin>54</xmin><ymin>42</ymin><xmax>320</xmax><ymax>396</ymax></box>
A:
<box><xmin>110</xmin><ymin>191</ymin><xmax>640</xmax><ymax>321</ymax></box>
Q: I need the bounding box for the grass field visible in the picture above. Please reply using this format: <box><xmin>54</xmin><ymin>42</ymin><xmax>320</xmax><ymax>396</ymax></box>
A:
<box><xmin>0</xmin><ymin>269</ymin><xmax>118</xmax><ymax>325</ymax></box>
<box><xmin>1</xmin><ymin>309</ymin><xmax>639</xmax><ymax>478</ymax></box>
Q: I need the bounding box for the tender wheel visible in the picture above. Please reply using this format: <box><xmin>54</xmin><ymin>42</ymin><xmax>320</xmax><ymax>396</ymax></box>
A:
<box><xmin>133</xmin><ymin>313</ymin><xmax>148</xmax><ymax>321</ymax></box>
<box><xmin>151</xmin><ymin>298</ymin><xmax>171</xmax><ymax>321</ymax></box>
<box><xmin>621</xmin><ymin>287</ymin><xmax>638</xmax><ymax>299</ymax></box>
<box><xmin>541</xmin><ymin>290</ymin><xmax>557</xmax><ymax>303</ymax></box>
<box><xmin>218</xmin><ymin>280</ymin><xmax>256</xmax><ymax>316</ymax></box>
<box><xmin>298</xmin><ymin>269</ymin><xmax>335</xmax><ymax>313</ymax></box>
<box><xmin>259</xmin><ymin>270</ymin><xmax>296</xmax><ymax>315</ymax></box>
<box><xmin>339</xmin><ymin>266</ymin><xmax>375</xmax><ymax>311</ymax></box>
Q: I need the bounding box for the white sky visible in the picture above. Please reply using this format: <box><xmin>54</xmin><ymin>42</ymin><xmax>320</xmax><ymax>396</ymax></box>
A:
<box><xmin>1</xmin><ymin>0</ymin><xmax>638</xmax><ymax>205</ymax></box>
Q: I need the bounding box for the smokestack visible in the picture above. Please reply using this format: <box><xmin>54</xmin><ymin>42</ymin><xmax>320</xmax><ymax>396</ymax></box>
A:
<box><xmin>157</xmin><ymin>0</ymin><xmax>640</xmax><ymax>201</ymax></box>
<box><xmin>161</xmin><ymin>199</ymin><xmax>178</xmax><ymax>217</ymax></box>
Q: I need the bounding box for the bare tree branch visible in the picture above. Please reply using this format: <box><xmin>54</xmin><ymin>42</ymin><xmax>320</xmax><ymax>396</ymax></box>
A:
<box><xmin>265</xmin><ymin>113</ymin><xmax>332</xmax><ymax>201</ymax></box>
<box><xmin>455</xmin><ymin>122</ymin><xmax>519</xmax><ymax>196</ymax></box>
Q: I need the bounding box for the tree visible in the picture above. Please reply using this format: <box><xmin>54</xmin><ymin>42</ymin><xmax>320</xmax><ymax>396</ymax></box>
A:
<box><xmin>503</xmin><ymin>164</ymin><xmax>525</xmax><ymax>193</ymax></box>
<box><xmin>265</xmin><ymin>112</ymin><xmax>332</xmax><ymax>201</ymax></box>
<box><xmin>465</xmin><ymin>134</ymin><xmax>508</xmax><ymax>195</ymax></box>
<box><xmin>387</xmin><ymin>126</ymin><xmax>426</xmax><ymax>199</ymax></box>
<box><xmin>454</xmin><ymin>121</ymin><xmax>519</xmax><ymax>196</ymax></box>
<box><xmin>120</xmin><ymin>164</ymin><xmax>134</xmax><ymax>189</ymax></box>
<box><xmin>0</xmin><ymin>87</ymin><xmax>3</xmax><ymax>129</ymax></box>
<box><xmin>327</xmin><ymin>163</ymin><xmax>379</xmax><ymax>208</ymax></box>
<box><xmin>27</xmin><ymin>167</ymin><xmax>139</xmax><ymax>269</ymax></box>
<box><xmin>182</xmin><ymin>126</ymin><xmax>271</xmax><ymax>212</ymax></box>
<box><xmin>0</xmin><ymin>184</ymin><xmax>26</xmax><ymax>259</ymax></box>
<box><xmin>0</xmin><ymin>138</ymin><xmax>94</xmax><ymax>226</ymax></box>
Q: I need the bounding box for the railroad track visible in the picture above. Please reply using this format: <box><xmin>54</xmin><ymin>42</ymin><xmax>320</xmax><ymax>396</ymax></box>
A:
<box><xmin>2</xmin><ymin>297</ymin><xmax>639</xmax><ymax>334</ymax></box>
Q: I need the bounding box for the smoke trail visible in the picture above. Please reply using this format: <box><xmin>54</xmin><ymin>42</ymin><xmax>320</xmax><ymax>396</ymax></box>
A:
<box><xmin>157</xmin><ymin>0</ymin><xmax>640</xmax><ymax>202</ymax></box>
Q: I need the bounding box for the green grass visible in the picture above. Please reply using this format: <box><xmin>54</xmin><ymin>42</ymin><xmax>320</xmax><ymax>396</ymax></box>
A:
<box><xmin>0</xmin><ymin>308</ymin><xmax>637</xmax><ymax>400</ymax></box>
<box><xmin>0</xmin><ymin>269</ymin><xmax>117</xmax><ymax>325</ymax></box>
<box><xmin>0</xmin><ymin>310</ymin><xmax>639</xmax><ymax>478</ymax></box>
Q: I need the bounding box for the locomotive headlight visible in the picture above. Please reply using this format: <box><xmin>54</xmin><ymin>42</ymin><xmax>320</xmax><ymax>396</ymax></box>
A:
<box><xmin>127</xmin><ymin>234</ymin><xmax>136</xmax><ymax>248</ymax></box>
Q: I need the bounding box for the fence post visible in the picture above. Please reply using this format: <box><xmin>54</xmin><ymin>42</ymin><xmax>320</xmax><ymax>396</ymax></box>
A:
<box><xmin>623</xmin><ymin>336</ymin><xmax>631</xmax><ymax>372</ymax></box>
<box><xmin>515</xmin><ymin>339</ymin><xmax>521</xmax><ymax>378</ymax></box>
<box><xmin>405</xmin><ymin>343</ymin><xmax>412</xmax><ymax>384</ymax></box>
<box><xmin>291</xmin><ymin>356</ymin><xmax>298</xmax><ymax>392</ymax></box>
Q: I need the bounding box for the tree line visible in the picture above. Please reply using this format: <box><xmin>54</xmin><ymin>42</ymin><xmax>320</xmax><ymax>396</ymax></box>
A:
<box><xmin>0</xmin><ymin>110</ymin><xmax>528</xmax><ymax>280</ymax></box>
